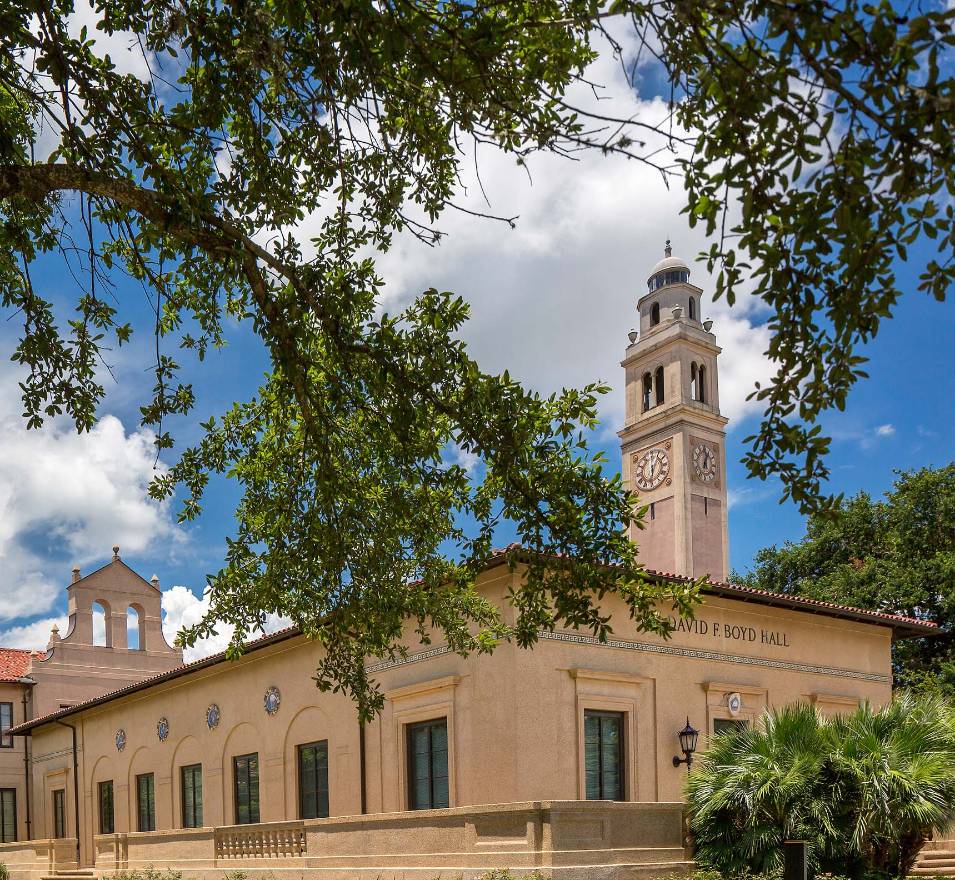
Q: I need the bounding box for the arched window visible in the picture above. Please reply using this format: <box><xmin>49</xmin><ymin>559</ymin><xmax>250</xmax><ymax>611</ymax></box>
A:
<box><xmin>650</xmin><ymin>302</ymin><xmax>660</xmax><ymax>326</ymax></box>
<box><xmin>698</xmin><ymin>365</ymin><xmax>707</xmax><ymax>404</ymax></box>
<box><xmin>655</xmin><ymin>366</ymin><xmax>665</xmax><ymax>406</ymax></box>
<box><xmin>127</xmin><ymin>605</ymin><xmax>143</xmax><ymax>651</ymax></box>
<box><xmin>688</xmin><ymin>298</ymin><xmax>696</xmax><ymax>321</ymax></box>
<box><xmin>642</xmin><ymin>372</ymin><xmax>653</xmax><ymax>412</ymax></box>
<box><xmin>690</xmin><ymin>362</ymin><xmax>698</xmax><ymax>401</ymax></box>
<box><xmin>91</xmin><ymin>601</ymin><xmax>110</xmax><ymax>647</ymax></box>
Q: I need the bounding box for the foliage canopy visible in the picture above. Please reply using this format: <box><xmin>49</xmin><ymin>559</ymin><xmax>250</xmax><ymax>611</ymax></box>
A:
<box><xmin>0</xmin><ymin>1</ymin><xmax>951</xmax><ymax>714</ymax></box>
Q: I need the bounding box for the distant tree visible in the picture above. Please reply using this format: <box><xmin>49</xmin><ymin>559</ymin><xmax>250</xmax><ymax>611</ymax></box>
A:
<box><xmin>0</xmin><ymin>1</ymin><xmax>952</xmax><ymax>715</ymax></box>
<box><xmin>736</xmin><ymin>466</ymin><xmax>955</xmax><ymax>692</ymax></box>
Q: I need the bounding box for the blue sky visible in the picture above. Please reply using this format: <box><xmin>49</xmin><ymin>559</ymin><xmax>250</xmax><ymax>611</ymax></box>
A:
<box><xmin>0</xmin><ymin>13</ymin><xmax>951</xmax><ymax>656</ymax></box>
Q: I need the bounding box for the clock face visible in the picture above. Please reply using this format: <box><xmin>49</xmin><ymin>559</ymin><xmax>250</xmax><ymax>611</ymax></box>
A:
<box><xmin>693</xmin><ymin>443</ymin><xmax>718</xmax><ymax>482</ymax></box>
<box><xmin>634</xmin><ymin>448</ymin><xmax>670</xmax><ymax>491</ymax></box>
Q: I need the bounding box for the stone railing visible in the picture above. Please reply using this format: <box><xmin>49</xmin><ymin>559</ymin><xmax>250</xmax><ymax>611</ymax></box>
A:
<box><xmin>0</xmin><ymin>837</ymin><xmax>77</xmax><ymax>879</ymax></box>
<box><xmin>215</xmin><ymin>821</ymin><xmax>306</xmax><ymax>860</ymax></box>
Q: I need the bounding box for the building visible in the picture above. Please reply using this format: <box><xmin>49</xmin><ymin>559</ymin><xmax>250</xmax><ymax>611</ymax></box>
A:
<box><xmin>0</xmin><ymin>246</ymin><xmax>937</xmax><ymax>880</ymax></box>
<box><xmin>0</xmin><ymin>551</ymin><xmax>183</xmax><ymax>845</ymax></box>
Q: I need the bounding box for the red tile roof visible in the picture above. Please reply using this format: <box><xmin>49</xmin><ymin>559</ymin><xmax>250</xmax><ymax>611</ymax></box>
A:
<box><xmin>0</xmin><ymin>648</ymin><xmax>40</xmax><ymax>682</ymax></box>
<box><xmin>484</xmin><ymin>544</ymin><xmax>938</xmax><ymax>635</ymax></box>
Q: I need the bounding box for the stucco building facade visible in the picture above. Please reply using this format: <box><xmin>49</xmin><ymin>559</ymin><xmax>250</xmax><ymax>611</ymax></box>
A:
<box><xmin>0</xmin><ymin>246</ymin><xmax>937</xmax><ymax>880</ymax></box>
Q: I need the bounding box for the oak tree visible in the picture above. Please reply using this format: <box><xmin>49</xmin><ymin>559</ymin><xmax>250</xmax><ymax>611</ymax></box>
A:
<box><xmin>0</xmin><ymin>0</ymin><xmax>951</xmax><ymax>714</ymax></box>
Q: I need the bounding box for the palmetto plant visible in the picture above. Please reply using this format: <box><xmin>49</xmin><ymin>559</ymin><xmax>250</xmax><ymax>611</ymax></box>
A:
<box><xmin>685</xmin><ymin>694</ymin><xmax>955</xmax><ymax>879</ymax></box>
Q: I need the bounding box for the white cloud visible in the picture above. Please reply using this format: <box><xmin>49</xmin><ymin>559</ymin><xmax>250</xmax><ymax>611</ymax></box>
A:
<box><xmin>356</xmin><ymin>30</ymin><xmax>774</xmax><ymax>438</ymax></box>
<box><xmin>161</xmin><ymin>585</ymin><xmax>233</xmax><ymax>662</ymax></box>
<box><xmin>875</xmin><ymin>423</ymin><xmax>895</xmax><ymax>437</ymax></box>
<box><xmin>0</xmin><ymin>362</ymin><xmax>184</xmax><ymax>621</ymax></box>
<box><xmin>161</xmin><ymin>585</ymin><xmax>292</xmax><ymax>664</ymax></box>
<box><xmin>0</xmin><ymin>616</ymin><xmax>68</xmax><ymax>652</ymax></box>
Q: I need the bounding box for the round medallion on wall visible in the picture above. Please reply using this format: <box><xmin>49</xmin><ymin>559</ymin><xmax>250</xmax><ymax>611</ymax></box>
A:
<box><xmin>728</xmin><ymin>692</ymin><xmax>743</xmax><ymax>717</ymax></box>
<box><xmin>206</xmin><ymin>703</ymin><xmax>221</xmax><ymax>730</ymax></box>
<box><xmin>264</xmin><ymin>686</ymin><xmax>282</xmax><ymax>716</ymax></box>
<box><xmin>693</xmin><ymin>442</ymin><xmax>718</xmax><ymax>483</ymax></box>
<box><xmin>115</xmin><ymin>729</ymin><xmax>126</xmax><ymax>752</ymax></box>
<box><xmin>157</xmin><ymin>717</ymin><xmax>170</xmax><ymax>742</ymax></box>
<box><xmin>633</xmin><ymin>448</ymin><xmax>670</xmax><ymax>491</ymax></box>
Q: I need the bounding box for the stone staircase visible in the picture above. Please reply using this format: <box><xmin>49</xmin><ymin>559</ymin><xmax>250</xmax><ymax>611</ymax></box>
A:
<box><xmin>911</xmin><ymin>838</ymin><xmax>955</xmax><ymax>876</ymax></box>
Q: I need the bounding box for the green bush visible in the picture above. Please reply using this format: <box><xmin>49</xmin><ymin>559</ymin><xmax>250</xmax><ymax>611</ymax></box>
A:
<box><xmin>111</xmin><ymin>867</ymin><xmax>183</xmax><ymax>880</ymax></box>
<box><xmin>685</xmin><ymin>693</ymin><xmax>955</xmax><ymax>879</ymax></box>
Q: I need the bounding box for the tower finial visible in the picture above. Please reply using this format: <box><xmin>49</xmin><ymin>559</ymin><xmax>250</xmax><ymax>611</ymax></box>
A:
<box><xmin>112</xmin><ymin>545</ymin><xmax>120</xmax><ymax>561</ymax></box>
<box><xmin>664</xmin><ymin>239</ymin><xmax>672</xmax><ymax>258</ymax></box>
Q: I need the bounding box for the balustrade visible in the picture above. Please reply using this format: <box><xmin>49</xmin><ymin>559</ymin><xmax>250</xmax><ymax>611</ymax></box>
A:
<box><xmin>214</xmin><ymin>821</ymin><xmax>306</xmax><ymax>860</ymax></box>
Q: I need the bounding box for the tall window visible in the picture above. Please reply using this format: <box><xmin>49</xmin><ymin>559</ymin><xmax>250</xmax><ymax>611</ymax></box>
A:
<box><xmin>52</xmin><ymin>789</ymin><xmax>66</xmax><ymax>839</ymax></box>
<box><xmin>641</xmin><ymin>372</ymin><xmax>653</xmax><ymax>412</ymax></box>
<box><xmin>98</xmin><ymin>780</ymin><xmax>114</xmax><ymax>835</ymax></box>
<box><xmin>650</xmin><ymin>302</ymin><xmax>660</xmax><ymax>326</ymax></box>
<box><xmin>654</xmin><ymin>366</ymin><xmax>665</xmax><ymax>406</ymax></box>
<box><xmin>407</xmin><ymin>718</ymin><xmax>449</xmax><ymax>810</ymax></box>
<box><xmin>584</xmin><ymin>710</ymin><xmax>625</xmax><ymax>801</ymax></box>
<box><xmin>233</xmin><ymin>754</ymin><xmax>260</xmax><ymax>825</ymax></box>
<box><xmin>181</xmin><ymin>764</ymin><xmax>203</xmax><ymax>828</ymax></box>
<box><xmin>0</xmin><ymin>703</ymin><xmax>13</xmax><ymax>748</ymax></box>
<box><xmin>0</xmin><ymin>789</ymin><xmax>15</xmax><ymax>842</ymax></box>
<box><xmin>297</xmin><ymin>741</ymin><xmax>329</xmax><ymax>819</ymax></box>
<box><xmin>698</xmin><ymin>365</ymin><xmax>707</xmax><ymax>403</ymax></box>
<box><xmin>137</xmin><ymin>773</ymin><xmax>156</xmax><ymax>832</ymax></box>
<box><xmin>688</xmin><ymin>297</ymin><xmax>696</xmax><ymax>320</ymax></box>
<box><xmin>691</xmin><ymin>362</ymin><xmax>700</xmax><ymax>402</ymax></box>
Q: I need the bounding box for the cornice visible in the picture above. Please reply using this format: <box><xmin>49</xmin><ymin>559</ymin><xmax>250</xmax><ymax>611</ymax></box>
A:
<box><xmin>618</xmin><ymin>406</ymin><xmax>729</xmax><ymax>443</ymax></box>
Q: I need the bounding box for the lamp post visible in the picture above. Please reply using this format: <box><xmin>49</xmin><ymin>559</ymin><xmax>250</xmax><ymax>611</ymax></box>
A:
<box><xmin>672</xmin><ymin>718</ymin><xmax>699</xmax><ymax>768</ymax></box>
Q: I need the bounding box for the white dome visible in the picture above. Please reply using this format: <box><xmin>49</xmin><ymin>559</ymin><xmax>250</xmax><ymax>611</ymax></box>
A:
<box><xmin>648</xmin><ymin>254</ymin><xmax>690</xmax><ymax>280</ymax></box>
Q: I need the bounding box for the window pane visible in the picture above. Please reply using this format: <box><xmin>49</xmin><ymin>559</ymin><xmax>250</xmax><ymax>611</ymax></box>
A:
<box><xmin>408</xmin><ymin>719</ymin><xmax>449</xmax><ymax>810</ymax></box>
<box><xmin>0</xmin><ymin>704</ymin><xmax>12</xmax><ymax>748</ymax></box>
<box><xmin>99</xmin><ymin>781</ymin><xmax>114</xmax><ymax>835</ymax></box>
<box><xmin>181</xmin><ymin>765</ymin><xmax>202</xmax><ymax>828</ymax></box>
<box><xmin>137</xmin><ymin>774</ymin><xmax>155</xmax><ymax>832</ymax></box>
<box><xmin>53</xmin><ymin>790</ymin><xmax>65</xmax><ymax>838</ymax></box>
<box><xmin>298</xmin><ymin>742</ymin><xmax>329</xmax><ymax>820</ymax></box>
<box><xmin>0</xmin><ymin>789</ymin><xmax>15</xmax><ymax>842</ymax></box>
<box><xmin>584</xmin><ymin>711</ymin><xmax>625</xmax><ymax>801</ymax></box>
<box><xmin>234</xmin><ymin>755</ymin><xmax>260</xmax><ymax>824</ymax></box>
<box><xmin>713</xmin><ymin>718</ymin><xmax>748</xmax><ymax>735</ymax></box>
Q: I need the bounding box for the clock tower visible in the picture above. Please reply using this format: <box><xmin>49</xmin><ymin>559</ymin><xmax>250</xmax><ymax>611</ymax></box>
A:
<box><xmin>618</xmin><ymin>243</ymin><xmax>730</xmax><ymax>582</ymax></box>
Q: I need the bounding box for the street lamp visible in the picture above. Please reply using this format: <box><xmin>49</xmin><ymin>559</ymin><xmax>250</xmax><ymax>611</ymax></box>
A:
<box><xmin>672</xmin><ymin>718</ymin><xmax>699</xmax><ymax>768</ymax></box>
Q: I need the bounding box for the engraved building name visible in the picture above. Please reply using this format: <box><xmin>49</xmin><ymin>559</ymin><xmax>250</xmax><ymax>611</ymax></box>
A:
<box><xmin>666</xmin><ymin>614</ymin><xmax>791</xmax><ymax>648</ymax></box>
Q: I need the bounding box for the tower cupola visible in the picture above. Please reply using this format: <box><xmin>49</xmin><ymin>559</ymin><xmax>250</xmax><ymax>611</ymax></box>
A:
<box><xmin>638</xmin><ymin>241</ymin><xmax>704</xmax><ymax>333</ymax></box>
<box><xmin>647</xmin><ymin>240</ymin><xmax>690</xmax><ymax>292</ymax></box>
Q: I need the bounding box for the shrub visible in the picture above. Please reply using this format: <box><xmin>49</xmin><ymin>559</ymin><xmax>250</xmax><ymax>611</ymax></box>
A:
<box><xmin>112</xmin><ymin>868</ymin><xmax>183</xmax><ymax>880</ymax></box>
<box><xmin>685</xmin><ymin>693</ymin><xmax>955</xmax><ymax>879</ymax></box>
